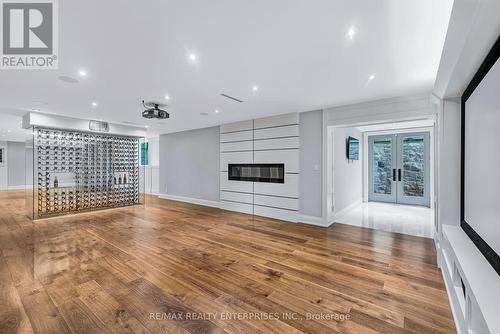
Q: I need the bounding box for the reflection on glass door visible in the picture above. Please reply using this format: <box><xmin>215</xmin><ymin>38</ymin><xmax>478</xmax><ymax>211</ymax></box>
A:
<box><xmin>397</xmin><ymin>133</ymin><xmax>430</xmax><ymax>206</ymax></box>
<box><xmin>368</xmin><ymin>136</ymin><xmax>396</xmax><ymax>203</ymax></box>
<box><xmin>368</xmin><ymin>132</ymin><xmax>430</xmax><ymax>207</ymax></box>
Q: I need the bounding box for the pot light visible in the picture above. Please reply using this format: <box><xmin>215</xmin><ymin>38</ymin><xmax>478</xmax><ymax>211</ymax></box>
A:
<box><xmin>252</xmin><ymin>85</ymin><xmax>259</xmax><ymax>92</ymax></box>
<box><xmin>347</xmin><ymin>27</ymin><xmax>356</xmax><ymax>39</ymax></box>
<box><xmin>368</xmin><ymin>74</ymin><xmax>375</xmax><ymax>80</ymax></box>
<box><xmin>91</xmin><ymin>102</ymin><xmax>98</xmax><ymax>107</ymax></box>
<box><xmin>215</xmin><ymin>109</ymin><xmax>220</xmax><ymax>114</ymax></box>
<box><xmin>79</xmin><ymin>69</ymin><xmax>87</xmax><ymax>77</ymax></box>
<box><xmin>189</xmin><ymin>53</ymin><xmax>197</xmax><ymax>61</ymax></box>
<box><xmin>165</xmin><ymin>95</ymin><xmax>170</xmax><ymax>100</ymax></box>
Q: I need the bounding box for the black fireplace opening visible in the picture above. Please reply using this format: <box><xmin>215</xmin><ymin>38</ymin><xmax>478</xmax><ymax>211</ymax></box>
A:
<box><xmin>228</xmin><ymin>164</ymin><xmax>284</xmax><ymax>183</ymax></box>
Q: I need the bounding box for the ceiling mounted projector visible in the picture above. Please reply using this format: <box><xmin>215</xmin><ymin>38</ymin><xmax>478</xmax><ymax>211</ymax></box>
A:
<box><xmin>142</xmin><ymin>100</ymin><xmax>170</xmax><ymax>119</ymax></box>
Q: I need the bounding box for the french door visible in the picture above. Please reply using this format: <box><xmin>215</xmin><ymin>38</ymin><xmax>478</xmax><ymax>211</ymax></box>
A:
<box><xmin>368</xmin><ymin>132</ymin><xmax>430</xmax><ymax>207</ymax></box>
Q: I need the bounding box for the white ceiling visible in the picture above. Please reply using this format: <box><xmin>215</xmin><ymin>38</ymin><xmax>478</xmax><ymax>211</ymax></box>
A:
<box><xmin>434</xmin><ymin>0</ymin><xmax>500</xmax><ymax>98</ymax></box>
<box><xmin>0</xmin><ymin>0</ymin><xmax>453</xmax><ymax>141</ymax></box>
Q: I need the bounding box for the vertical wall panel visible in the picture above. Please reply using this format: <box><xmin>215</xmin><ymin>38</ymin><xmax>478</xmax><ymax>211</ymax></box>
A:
<box><xmin>220</xmin><ymin>113</ymin><xmax>299</xmax><ymax>222</ymax></box>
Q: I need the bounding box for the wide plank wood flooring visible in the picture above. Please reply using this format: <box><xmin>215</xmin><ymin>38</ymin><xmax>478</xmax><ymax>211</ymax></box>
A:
<box><xmin>0</xmin><ymin>190</ymin><xmax>455</xmax><ymax>333</ymax></box>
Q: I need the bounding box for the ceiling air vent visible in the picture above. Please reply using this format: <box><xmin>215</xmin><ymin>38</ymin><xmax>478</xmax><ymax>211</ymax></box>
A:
<box><xmin>123</xmin><ymin>121</ymin><xmax>143</xmax><ymax>126</ymax></box>
<box><xmin>220</xmin><ymin>93</ymin><xmax>244</xmax><ymax>103</ymax></box>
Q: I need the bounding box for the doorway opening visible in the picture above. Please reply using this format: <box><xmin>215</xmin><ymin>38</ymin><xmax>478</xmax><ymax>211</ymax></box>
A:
<box><xmin>327</xmin><ymin>119</ymin><xmax>436</xmax><ymax>238</ymax></box>
<box><xmin>368</xmin><ymin>132</ymin><xmax>430</xmax><ymax>206</ymax></box>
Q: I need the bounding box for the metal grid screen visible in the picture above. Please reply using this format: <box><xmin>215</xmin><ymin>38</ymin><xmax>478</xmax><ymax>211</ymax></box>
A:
<box><xmin>34</xmin><ymin>128</ymin><xmax>141</xmax><ymax>218</ymax></box>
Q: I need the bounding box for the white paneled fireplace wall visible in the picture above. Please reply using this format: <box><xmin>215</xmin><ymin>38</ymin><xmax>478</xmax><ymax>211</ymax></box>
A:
<box><xmin>220</xmin><ymin>113</ymin><xmax>299</xmax><ymax>222</ymax></box>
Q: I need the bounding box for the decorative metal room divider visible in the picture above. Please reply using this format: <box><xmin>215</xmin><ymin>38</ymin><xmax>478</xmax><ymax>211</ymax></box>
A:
<box><xmin>29</xmin><ymin>128</ymin><xmax>143</xmax><ymax>219</ymax></box>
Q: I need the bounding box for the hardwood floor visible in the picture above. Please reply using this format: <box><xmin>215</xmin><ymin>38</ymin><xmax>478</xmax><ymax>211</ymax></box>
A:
<box><xmin>0</xmin><ymin>190</ymin><xmax>455</xmax><ymax>333</ymax></box>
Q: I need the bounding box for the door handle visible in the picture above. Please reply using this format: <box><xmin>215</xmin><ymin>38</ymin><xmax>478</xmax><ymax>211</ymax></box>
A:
<box><xmin>393</xmin><ymin>169</ymin><xmax>396</xmax><ymax>181</ymax></box>
<box><xmin>398</xmin><ymin>169</ymin><xmax>402</xmax><ymax>182</ymax></box>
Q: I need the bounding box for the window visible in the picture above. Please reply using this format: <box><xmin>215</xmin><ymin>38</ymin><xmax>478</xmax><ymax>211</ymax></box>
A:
<box><xmin>140</xmin><ymin>142</ymin><xmax>148</xmax><ymax>166</ymax></box>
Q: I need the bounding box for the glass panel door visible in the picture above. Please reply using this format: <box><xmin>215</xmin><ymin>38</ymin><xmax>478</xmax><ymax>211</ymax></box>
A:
<box><xmin>368</xmin><ymin>132</ymin><xmax>430</xmax><ymax>207</ymax></box>
<box><xmin>368</xmin><ymin>135</ymin><xmax>397</xmax><ymax>203</ymax></box>
<box><xmin>396</xmin><ymin>133</ymin><xmax>430</xmax><ymax>206</ymax></box>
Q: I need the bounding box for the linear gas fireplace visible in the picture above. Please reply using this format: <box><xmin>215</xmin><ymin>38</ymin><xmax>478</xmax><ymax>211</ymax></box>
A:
<box><xmin>228</xmin><ymin>164</ymin><xmax>284</xmax><ymax>183</ymax></box>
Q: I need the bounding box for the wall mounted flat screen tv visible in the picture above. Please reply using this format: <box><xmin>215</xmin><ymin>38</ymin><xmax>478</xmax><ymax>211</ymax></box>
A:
<box><xmin>346</xmin><ymin>136</ymin><xmax>359</xmax><ymax>160</ymax></box>
<box><xmin>462</xmin><ymin>34</ymin><xmax>500</xmax><ymax>277</ymax></box>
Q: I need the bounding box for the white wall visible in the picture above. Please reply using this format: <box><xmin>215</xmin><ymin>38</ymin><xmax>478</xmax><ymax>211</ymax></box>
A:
<box><xmin>0</xmin><ymin>141</ymin><xmax>7</xmax><ymax>188</ymax></box>
<box><xmin>7</xmin><ymin>141</ymin><xmax>27</xmax><ymax>187</ymax></box>
<box><xmin>159</xmin><ymin>127</ymin><xmax>220</xmax><ymax>203</ymax></box>
<box><xmin>324</xmin><ymin>95</ymin><xmax>434</xmax><ymax>127</ymax></box>
<box><xmin>144</xmin><ymin>137</ymin><xmax>159</xmax><ymax>195</ymax></box>
<box><xmin>299</xmin><ymin>110</ymin><xmax>323</xmax><ymax>219</ymax></box>
<box><xmin>333</xmin><ymin>127</ymin><xmax>363</xmax><ymax>213</ymax></box>
<box><xmin>148</xmin><ymin>137</ymin><xmax>159</xmax><ymax>166</ymax></box>
<box><xmin>220</xmin><ymin>113</ymin><xmax>300</xmax><ymax>222</ymax></box>
<box><xmin>436</xmin><ymin>97</ymin><xmax>461</xmax><ymax>233</ymax></box>
<box><xmin>432</xmin><ymin>1</ymin><xmax>500</xmax><ymax>332</ymax></box>
<box><xmin>324</xmin><ymin>95</ymin><xmax>435</xmax><ymax>224</ymax></box>
<box><xmin>0</xmin><ymin>141</ymin><xmax>30</xmax><ymax>189</ymax></box>
<box><xmin>25</xmin><ymin>146</ymin><xmax>33</xmax><ymax>189</ymax></box>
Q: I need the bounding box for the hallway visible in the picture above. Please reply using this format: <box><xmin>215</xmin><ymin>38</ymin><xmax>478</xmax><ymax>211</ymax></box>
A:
<box><xmin>334</xmin><ymin>202</ymin><xmax>434</xmax><ymax>238</ymax></box>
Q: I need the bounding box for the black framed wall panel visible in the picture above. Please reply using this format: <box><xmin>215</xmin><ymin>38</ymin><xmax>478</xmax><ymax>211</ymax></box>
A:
<box><xmin>461</xmin><ymin>34</ymin><xmax>500</xmax><ymax>277</ymax></box>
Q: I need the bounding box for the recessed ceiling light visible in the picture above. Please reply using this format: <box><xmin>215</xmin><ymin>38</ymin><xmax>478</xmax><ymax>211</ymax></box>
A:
<box><xmin>165</xmin><ymin>95</ymin><xmax>170</xmax><ymax>100</ymax></box>
<box><xmin>91</xmin><ymin>102</ymin><xmax>98</xmax><ymax>107</ymax></box>
<box><xmin>347</xmin><ymin>27</ymin><xmax>356</xmax><ymax>39</ymax></box>
<box><xmin>252</xmin><ymin>85</ymin><xmax>259</xmax><ymax>92</ymax></box>
<box><xmin>7</xmin><ymin>130</ymin><xmax>11</xmax><ymax>133</ymax></box>
<box><xmin>215</xmin><ymin>109</ymin><xmax>219</xmax><ymax>114</ymax></box>
<box><xmin>79</xmin><ymin>69</ymin><xmax>87</xmax><ymax>77</ymax></box>
<box><xmin>189</xmin><ymin>53</ymin><xmax>197</xmax><ymax>61</ymax></box>
<box><xmin>368</xmin><ymin>74</ymin><xmax>375</xmax><ymax>80</ymax></box>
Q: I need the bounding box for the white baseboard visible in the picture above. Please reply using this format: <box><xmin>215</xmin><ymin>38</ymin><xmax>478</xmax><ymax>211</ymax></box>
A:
<box><xmin>0</xmin><ymin>185</ymin><xmax>32</xmax><ymax>190</ymax></box>
<box><xmin>298</xmin><ymin>214</ymin><xmax>331</xmax><ymax>227</ymax></box>
<box><xmin>158</xmin><ymin>193</ymin><xmax>221</xmax><ymax>209</ymax></box>
<box><xmin>158</xmin><ymin>195</ymin><xmax>333</xmax><ymax>228</ymax></box>
<box><xmin>332</xmin><ymin>198</ymin><xmax>363</xmax><ymax>222</ymax></box>
<box><xmin>145</xmin><ymin>190</ymin><xmax>161</xmax><ymax>196</ymax></box>
<box><xmin>10</xmin><ymin>185</ymin><xmax>31</xmax><ymax>190</ymax></box>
